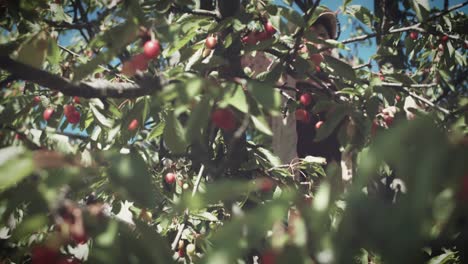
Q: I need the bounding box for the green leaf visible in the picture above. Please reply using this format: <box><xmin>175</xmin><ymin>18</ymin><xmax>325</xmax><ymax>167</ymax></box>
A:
<box><xmin>90</xmin><ymin>103</ymin><xmax>114</xmax><ymax>128</ymax></box>
<box><xmin>191</xmin><ymin>211</ymin><xmax>219</xmax><ymax>222</ymax></box>
<box><xmin>315</xmin><ymin>104</ymin><xmax>350</xmax><ymax>142</ymax></box>
<box><xmin>163</xmin><ymin>111</ymin><xmax>188</xmax><ymax>154</ymax></box>
<box><xmin>186</xmin><ymin>96</ymin><xmax>212</xmax><ymax>143</ymax></box>
<box><xmin>279</xmin><ymin>7</ymin><xmax>305</xmax><ymax>28</ymax></box>
<box><xmin>50</xmin><ymin>3</ymin><xmax>72</xmax><ymax>23</ymax></box>
<box><xmin>250</xmin><ymin>115</ymin><xmax>273</xmax><ymax>136</ymax></box>
<box><xmin>11</xmin><ymin>214</ymin><xmax>48</xmax><ymax>240</ymax></box>
<box><xmin>324</xmin><ymin>55</ymin><xmax>356</xmax><ymax>81</ymax></box>
<box><xmin>15</xmin><ymin>31</ymin><xmax>48</xmax><ymax>68</ymax></box>
<box><xmin>224</xmin><ymin>85</ymin><xmax>248</xmax><ymax>113</ymax></box>
<box><xmin>74</xmin><ymin>20</ymin><xmax>139</xmax><ymax>81</ymax></box>
<box><xmin>46</xmin><ymin>38</ymin><xmax>60</xmax><ymax>66</ymax></box>
<box><xmin>347</xmin><ymin>5</ymin><xmax>374</xmax><ymax>28</ymax></box>
<box><xmin>163</xmin><ymin>28</ymin><xmax>198</xmax><ymax>57</ymax></box>
<box><xmin>0</xmin><ymin>147</ymin><xmax>33</xmax><ymax>191</ymax></box>
<box><xmin>106</xmin><ymin>151</ymin><xmax>161</xmax><ymax>208</ymax></box>
<box><xmin>247</xmin><ymin>80</ymin><xmax>280</xmax><ymax>112</ymax></box>
<box><xmin>147</xmin><ymin>121</ymin><xmax>166</xmax><ymax>140</ymax></box>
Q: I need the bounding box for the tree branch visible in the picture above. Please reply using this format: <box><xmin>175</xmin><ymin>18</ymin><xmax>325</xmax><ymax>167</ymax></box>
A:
<box><xmin>170</xmin><ymin>5</ymin><xmax>221</xmax><ymax>20</ymax></box>
<box><xmin>0</xmin><ymin>56</ymin><xmax>164</xmax><ymax>98</ymax></box>
<box><xmin>341</xmin><ymin>1</ymin><xmax>468</xmax><ymax>44</ymax></box>
<box><xmin>381</xmin><ymin>82</ymin><xmax>450</xmax><ymax>114</ymax></box>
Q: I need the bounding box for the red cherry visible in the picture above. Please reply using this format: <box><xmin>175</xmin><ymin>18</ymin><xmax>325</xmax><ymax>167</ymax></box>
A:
<box><xmin>299</xmin><ymin>93</ymin><xmax>312</xmax><ymax>106</ymax></box>
<box><xmin>131</xmin><ymin>53</ymin><xmax>149</xmax><ymax>72</ymax></box>
<box><xmin>383</xmin><ymin>115</ymin><xmax>393</xmax><ymax>126</ymax></box>
<box><xmin>242</xmin><ymin>32</ymin><xmax>258</xmax><ymax>45</ymax></box>
<box><xmin>255</xmin><ymin>31</ymin><xmax>270</xmax><ymax>41</ymax></box>
<box><xmin>205</xmin><ymin>36</ymin><xmax>218</xmax><ymax>49</ymax></box>
<box><xmin>260</xmin><ymin>178</ymin><xmax>275</xmax><ymax>192</ymax></box>
<box><xmin>67</xmin><ymin>111</ymin><xmax>80</xmax><ymax>124</ymax></box>
<box><xmin>128</xmin><ymin>119</ymin><xmax>139</xmax><ymax>131</ymax></box>
<box><xmin>440</xmin><ymin>35</ymin><xmax>449</xmax><ymax>43</ymax></box>
<box><xmin>395</xmin><ymin>95</ymin><xmax>401</xmax><ymax>102</ymax></box>
<box><xmin>15</xmin><ymin>133</ymin><xmax>23</xmax><ymax>140</ymax></box>
<box><xmin>315</xmin><ymin>66</ymin><xmax>321</xmax><ymax>72</ymax></box>
<box><xmin>165</xmin><ymin>172</ymin><xmax>176</xmax><ymax>184</ymax></box>
<box><xmin>43</xmin><ymin>108</ymin><xmax>54</xmax><ymax>121</ymax></box>
<box><xmin>409</xmin><ymin>31</ymin><xmax>418</xmax><ymax>40</ymax></box>
<box><xmin>33</xmin><ymin>96</ymin><xmax>41</xmax><ymax>104</ymax></box>
<box><xmin>63</xmin><ymin>104</ymin><xmax>75</xmax><ymax>117</ymax></box>
<box><xmin>459</xmin><ymin>174</ymin><xmax>468</xmax><ymax>201</ymax></box>
<box><xmin>121</xmin><ymin>60</ymin><xmax>136</xmax><ymax>77</ymax></box>
<box><xmin>31</xmin><ymin>246</ymin><xmax>60</xmax><ymax>264</ymax></box>
<box><xmin>309</xmin><ymin>53</ymin><xmax>324</xmax><ymax>66</ymax></box>
<box><xmin>143</xmin><ymin>40</ymin><xmax>161</xmax><ymax>59</ymax></box>
<box><xmin>73</xmin><ymin>96</ymin><xmax>80</xmax><ymax>104</ymax></box>
<box><xmin>315</xmin><ymin>120</ymin><xmax>324</xmax><ymax>129</ymax></box>
<box><xmin>264</xmin><ymin>21</ymin><xmax>276</xmax><ymax>36</ymax></box>
<box><xmin>295</xmin><ymin>109</ymin><xmax>310</xmax><ymax>123</ymax></box>
<box><xmin>57</xmin><ymin>257</ymin><xmax>81</xmax><ymax>264</ymax></box>
<box><xmin>211</xmin><ymin>109</ymin><xmax>237</xmax><ymax>131</ymax></box>
<box><xmin>379</xmin><ymin>74</ymin><xmax>385</xmax><ymax>81</ymax></box>
<box><xmin>260</xmin><ymin>250</ymin><xmax>276</xmax><ymax>264</ymax></box>
<box><xmin>371</xmin><ymin>120</ymin><xmax>378</xmax><ymax>137</ymax></box>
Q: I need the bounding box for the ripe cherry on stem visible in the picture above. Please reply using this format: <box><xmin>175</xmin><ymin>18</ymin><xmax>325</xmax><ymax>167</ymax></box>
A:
<box><xmin>165</xmin><ymin>172</ymin><xmax>176</xmax><ymax>184</ymax></box>
<box><xmin>299</xmin><ymin>93</ymin><xmax>312</xmax><ymax>106</ymax></box>
<box><xmin>205</xmin><ymin>36</ymin><xmax>217</xmax><ymax>49</ymax></box>
<box><xmin>143</xmin><ymin>40</ymin><xmax>161</xmax><ymax>59</ymax></box>
<box><xmin>128</xmin><ymin>119</ymin><xmax>139</xmax><ymax>131</ymax></box>
<box><xmin>295</xmin><ymin>109</ymin><xmax>310</xmax><ymax>123</ymax></box>
<box><xmin>43</xmin><ymin>108</ymin><xmax>54</xmax><ymax>121</ymax></box>
<box><xmin>211</xmin><ymin>109</ymin><xmax>236</xmax><ymax>131</ymax></box>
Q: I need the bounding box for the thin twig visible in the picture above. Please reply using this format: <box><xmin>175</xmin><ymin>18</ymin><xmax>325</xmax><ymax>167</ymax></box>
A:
<box><xmin>170</xmin><ymin>165</ymin><xmax>205</xmax><ymax>251</ymax></box>
<box><xmin>381</xmin><ymin>82</ymin><xmax>450</xmax><ymax>114</ymax></box>
<box><xmin>341</xmin><ymin>1</ymin><xmax>468</xmax><ymax>44</ymax></box>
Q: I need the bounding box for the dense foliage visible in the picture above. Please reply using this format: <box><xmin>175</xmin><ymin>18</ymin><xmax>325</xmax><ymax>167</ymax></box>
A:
<box><xmin>0</xmin><ymin>0</ymin><xmax>467</xmax><ymax>263</ymax></box>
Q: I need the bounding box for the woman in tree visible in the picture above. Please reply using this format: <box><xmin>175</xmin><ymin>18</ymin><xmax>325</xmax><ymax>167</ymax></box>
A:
<box><xmin>241</xmin><ymin>6</ymin><xmax>342</xmax><ymax>166</ymax></box>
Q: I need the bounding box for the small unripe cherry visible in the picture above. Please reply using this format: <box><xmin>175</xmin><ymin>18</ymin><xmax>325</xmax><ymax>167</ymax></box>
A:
<box><xmin>143</xmin><ymin>40</ymin><xmax>161</xmax><ymax>59</ymax></box>
<box><xmin>182</xmin><ymin>183</ymin><xmax>190</xmax><ymax>190</ymax></box>
<box><xmin>165</xmin><ymin>172</ymin><xmax>176</xmax><ymax>184</ymax></box>
<box><xmin>43</xmin><ymin>108</ymin><xmax>54</xmax><ymax>121</ymax></box>
<box><xmin>295</xmin><ymin>109</ymin><xmax>310</xmax><ymax>123</ymax></box>
<box><xmin>139</xmin><ymin>209</ymin><xmax>153</xmax><ymax>222</ymax></box>
<box><xmin>409</xmin><ymin>31</ymin><xmax>418</xmax><ymax>40</ymax></box>
<box><xmin>211</xmin><ymin>109</ymin><xmax>236</xmax><ymax>131</ymax></box>
<box><xmin>186</xmin><ymin>244</ymin><xmax>196</xmax><ymax>256</ymax></box>
<box><xmin>264</xmin><ymin>21</ymin><xmax>276</xmax><ymax>36</ymax></box>
<box><xmin>73</xmin><ymin>96</ymin><xmax>80</xmax><ymax>104</ymax></box>
<box><xmin>315</xmin><ymin>120</ymin><xmax>324</xmax><ymax>129</ymax></box>
<box><xmin>440</xmin><ymin>35</ymin><xmax>449</xmax><ymax>43</ymax></box>
<box><xmin>128</xmin><ymin>119</ymin><xmax>139</xmax><ymax>131</ymax></box>
<box><xmin>205</xmin><ymin>36</ymin><xmax>217</xmax><ymax>49</ymax></box>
